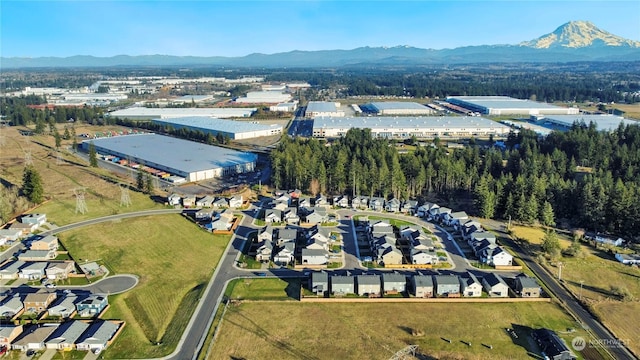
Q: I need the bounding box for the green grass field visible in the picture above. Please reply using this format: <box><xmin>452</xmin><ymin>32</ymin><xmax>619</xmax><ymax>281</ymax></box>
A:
<box><xmin>207</xmin><ymin>301</ymin><xmax>591</xmax><ymax>360</ymax></box>
<box><xmin>58</xmin><ymin>214</ymin><xmax>230</xmax><ymax>358</ymax></box>
<box><xmin>227</xmin><ymin>278</ymin><xmax>302</xmax><ymax>300</ymax></box>
<box><xmin>511</xmin><ymin>225</ymin><xmax>640</xmax><ymax>357</ymax></box>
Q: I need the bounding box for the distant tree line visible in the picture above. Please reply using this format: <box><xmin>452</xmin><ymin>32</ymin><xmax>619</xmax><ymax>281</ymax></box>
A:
<box><xmin>0</xmin><ymin>96</ymin><xmax>106</xmax><ymax>127</ymax></box>
<box><xmin>271</xmin><ymin>124</ymin><xmax>640</xmax><ymax>239</ymax></box>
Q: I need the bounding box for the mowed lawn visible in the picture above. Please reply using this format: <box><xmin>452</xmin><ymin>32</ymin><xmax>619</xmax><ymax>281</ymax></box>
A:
<box><xmin>511</xmin><ymin>225</ymin><xmax>640</xmax><ymax>357</ymax></box>
<box><xmin>208</xmin><ymin>301</ymin><xmax>589</xmax><ymax>360</ymax></box>
<box><xmin>60</xmin><ymin>214</ymin><xmax>230</xmax><ymax>358</ymax></box>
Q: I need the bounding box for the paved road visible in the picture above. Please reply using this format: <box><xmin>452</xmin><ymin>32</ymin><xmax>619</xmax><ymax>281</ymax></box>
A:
<box><xmin>477</xmin><ymin>218</ymin><xmax>636</xmax><ymax>360</ymax></box>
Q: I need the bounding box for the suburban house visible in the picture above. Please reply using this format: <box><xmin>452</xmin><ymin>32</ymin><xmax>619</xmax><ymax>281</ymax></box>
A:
<box><xmin>459</xmin><ymin>272</ymin><xmax>483</xmax><ymax>297</ymax></box>
<box><xmin>181</xmin><ymin>195</ymin><xmax>196</xmax><ymax>208</ymax></box>
<box><xmin>229</xmin><ymin>195</ymin><xmax>243</xmax><ymax>208</ymax></box>
<box><xmin>167</xmin><ymin>193</ymin><xmax>181</xmax><ymax>206</ymax></box>
<box><xmin>0</xmin><ymin>295</ymin><xmax>24</xmax><ymax>319</ymax></box>
<box><xmin>195</xmin><ymin>195</ymin><xmax>215</xmax><ymax>208</ymax></box>
<box><xmin>412</xmin><ymin>274</ymin><xmax>434</xmax><ymax>298</ymax></box>
<box><xmin>615</xmin><ymin>253</ymin><xmax>640</xmax><ymax>265</ymax></box>
<box><xmin>212</xmin><ymin>197</ymin><xmax>229</xmax><ymax>208</ymax></box>
<box><xmin>416</xmin><ymin>202</ymin><xmax>439</xmax><ymax>218</ymax></box>
<box><xmin>411</xmin><ymin>248</ymin><xmax>438</xmax><ymax>265</ymax></box>
<box><xmin>206</xmin><ymin>210</ymin><xmax>234</xmax><ymax>231</ymax></box>
<box><xmin>273</xmin><ymin>242</ymin><xmax>295</xmax><ymax>265</ymax></box>
<box><xmin>369</xmin><ymin>220</ymin><xmax>393</xmax><ymax>236</ymax></box>
<box><xmin>75</xmin><ymin>320</ymin><xmax>120</xmax><ymax>353</ymax></box>
<box><xmin>385</xmin><ymin>198</ymin><xmax>401</xmax><ymax>213</ymax></box>
<box><xmin>76</xmin><ymin>294</ymin><xmax>109</xmax><ymax>317</ymax></box>
<box><xmin>277</xmin><ymin>228</ymin><xmax>298</xmax><ymax>245</ymax></box>
<box><xmin>435</xmin><ymin>207</ymin><xmax>452</xmax><ymax>223</ymax></box>
<box><xmin>480</xmin><ymin>247</ymin><xmax>513</xmax><ymax>267</ymax></box>
<box><xmin>45</xmin><ymin>320</ymin><xmax>90</xmax><ymax>351</ymax></box>
<box><xmin>305</xmin><ymin>208</ymin><xmax>328</xmax><ymax>224</ymax></box>
<box><xmin>313</xmin><ymin>194</ymin><xmax>329</xmax><ymax>207</ymax></box>
<box><xmin>356</xmin><ymin>275</ymin><xmax>381</xmax><ymax>297</ymax></box>
<box><xmin>9</xmin><ymin>222</ymin><xmax>38</xmax><ymax>236</ymax></box>
<box><xmin>379</xmin><ymin>245</ymin><xmax>403</xmax><ymax>266</ymax></box>
<box><xmin>47</xmin><ymin>294</ymin><xmax>78</xmax><ymax>319</ymax></box>
<box><xmin>532</xmin><ymin>328</ymin><xmax>576</xmax><ymax>360</ymax></box>
<box><xmin>351</xmin><ymin>196</ymin><xmax>368</xmax><ymax>209</ymax></box>
<box><xmin>288</xmin><ymin>189</ymin><xmax>302</xmax><ymax>199</ymax></box>
<box><xmin>382</xmin><ymin>272</ymin><xmax>407</xmax><ymax>295</ymax></box>
<box><xmin>468</xmin><ymin>231</ymin><xmax>497</xmax><ymax>247</ymax></box>
<box><xmin>30</xmin><ymin>235</ymin><xmax>59</xmax><ymax>251</ymax></box>
<box><xmin>45</xmin><ymin>261</ymin><xmax>75</xmax><ymax>280</ymax></box>
<box><xmin>333</xmin><ymin>195</ymin><xmax>349</xmax><ymax>208</ymax></box>
<box><xmin>21</xmin><ymin>213</ymin><xmax>47</xmax><ymax>227</ymax></box>
<box><xmin>18</xmin><ymin>262</ymin><xmax>48</xmax><ymax>280</ymax></box>
<box><xmin>434</xmin><ymin>275</ymin><xmax>461</xmax><ymax>297</ymax></box>
<box><xmin>283</xmin><ymin>207</ymin><xmax>300</xmax><ymax>225</ymax></box>
<box><xmin>307</xmin><ymin>233</ymin><xmax>329</xmax><ymax>251</ymax></box>
<box><xmin>255</xmin><ymin>239</ymin><xmax>273</xmax><ymax>263</ymax></box>
<box><xmin>482</xmin><ymin>273</ymin><xmax>510</xmax><ymax>297</ymax></box>
<box><xmin>18</xmin><ymin>250</ymin><xmax>57</xmax><ymax>262</ymax></box>
<box><xmin>515</xmin><ymin>276</ymin><xmax>541</xmax><ymax>298</ymax></box>
<box><xmin>309</xmin><ymin>271</ymin><xmax>329</xmax><ymax>296</ymax></box>
<box><xmin>461</xmin><ymin>220</ymin><xmax>483</xmax><ymax>238</ymax></box>
<box><xmin>24</xmin><ymin>292</ymin><xmax>57</xmax><ymax>315</ymax></box>
<box><xmin>301</xmin><ymin>249</ymin><xmax>328</xmax><ymax>265</ymax></box>
<box><xmin>0</xmin><ymin>260</ymin><xmax>26</xmax><ymax>279</ymax></box>
<box><xmin>298</xmin><ymin>197</ymin><xmax>312</xmax><ymax>208</ymax></box>
<box><xmin>11</xmin><ymin>325</ymin><xmax>58</xmax><ymax>352</ymax></box>
<box><xmin>0</xmin><ymin>324</ymin><xmax>23</xmax><ymax>348</ymax></box>
<box><xmin>369</xmin><ymin>197</ymin><xmax>385</xmax><ymax>211</ymax></box>
<box><xmin>195</xmin><ymin>208</ymin><xmax>215</xmax><ymax>221</ymax></box>
<box><xmin>594</xmin><ymin>235</ymin><xmax>624</xmax><ymax>247</ymax></box>
<box><xmin>264</xmin><ymin>209</ymin><xmax>282</xmax><ymax>223</ymax></box>
<box><xmin>257</xmin><ymin>225</ymin><xmax>274</xmax><ymax>243</ymax></box>
<box><xmin>331</xmin><ymin>275</ymin><xmax>355</xmax><ymax>295</ymax></box>
<box><xmin>445</xmin><ymin>211</ymin><xmax>469</xmax><ymax>228</ymax></box>
<box><xmin>401</xmin><ymin>200</ymin><xmax>418</xmax><ymax>214</ymax></box>
<box><xmin>0</xmin><ymin>229</ymin><xmax>23</xmax><ymax>243</ymax></box>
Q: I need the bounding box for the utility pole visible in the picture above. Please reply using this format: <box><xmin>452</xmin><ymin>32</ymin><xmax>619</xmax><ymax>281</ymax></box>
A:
<box><xmin>580</xmin><ymin>280</ymin><xmax>584</xmax><ymax>300</ymax></box>
<box><xmin>558</xmin><ymin>262</ymin><xmax>563</xmax><ymax>281</ymax></box>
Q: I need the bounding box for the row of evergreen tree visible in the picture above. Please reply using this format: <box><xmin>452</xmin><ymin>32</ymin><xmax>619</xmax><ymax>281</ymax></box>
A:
<box><xmin>271</xmin><ymin>124</ymin><xmax>640</xmax><ymax>239</ymax></box>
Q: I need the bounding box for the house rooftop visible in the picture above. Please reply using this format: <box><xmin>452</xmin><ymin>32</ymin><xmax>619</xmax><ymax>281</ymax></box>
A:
<box><xmin>356</xmin><ymin>275</ymin><xmax>380</xmax><ymax>285</ymax></box>
<box><xmin>331</xmin><ymin>275</ymin><xmax>354</xmax><ymax>285</ymax></box>
<box><xmin>434</xmin><ymin>275</ymin><xmax>460</xmax><ymax>286</ymax></box>
<box><xmin>77</xmin><ymin>320</ymin><xmax>120</xmax><ymax>345</ymax></box>
<box><xmin>46</xmin><ymin>320</ymin><xmax>90</xmax><ymax>345</ymax></box>
<box><xmin>382</xmin><ymin>272</ymin><xmax>406</xmax><ymax>283</ymax></box>
<box><xmin>516</xmin><ymin>276</ymin><xmax>539</xmax><ymax>289</ymax></box>
<box><xmin>413</xmin><ymin>275</ymin><xmax>433</xmax><ymax>287</ymax></box>
<box><xmin>311</xmin><ymin>271</ymin><xmax>329</xmax><ymax>282</ymax></box>
<box><xmin>483</xmin><ymin>273</ymin><xmax>508</xmax><ymax>287</ymax></box>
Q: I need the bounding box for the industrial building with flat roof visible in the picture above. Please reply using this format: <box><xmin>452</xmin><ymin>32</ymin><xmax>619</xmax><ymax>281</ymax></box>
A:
<box><xmin>108</xmin><ymin>107</ymin><xmax>256</xmax><ymax>120</ymax></box>
<box><xmin>367</xmin><ymin>102</ymin><xmax>433</xmax><ymax>115</ymax></box>
<box><xmin>446</xmin><ymin>96</ymin><xmax>579</xmax><ymax>116</ymax></box>
<box><xmin>312</xmin><ymin>116</ymin><xmax>511</xmax><ymax>139</ymax></box>
<box><xmin>305</xmin><ymin>101</ymin><xmax>345</xmax><ymax>118</ymax></box>
<box><xmin>534</xmin><ymin>114</ymin><xmax>638</xmax><ymax>132</ymax></box>
<box><xmin>152</xmin><ymin>117</ymin><xmax>282</xmax><ymax>140</ymax></box>
<box><xmin>234</xmin><ymin>91</ymin><xmax>292</xmax><ymax>104</ymax></box>
<box><xmin>83</xmin><ymin>134</ymin><xmax>257</xmax><ymax>182</ymax></box>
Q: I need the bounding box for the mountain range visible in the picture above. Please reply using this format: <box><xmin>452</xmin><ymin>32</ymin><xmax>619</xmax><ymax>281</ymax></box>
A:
<box><xmin>3</xmin><ymin>21</ymin><xmax>639</xmax><ymax>68</ymax></box>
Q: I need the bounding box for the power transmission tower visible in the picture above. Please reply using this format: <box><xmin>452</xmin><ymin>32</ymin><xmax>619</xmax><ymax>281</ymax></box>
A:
<box><xmin>389</xmin><ymin>345</ymin><xmax>419</xmax><ymax>360</ymax></box>
<box><xmin>119</xmin><ymin>183</ymin><xmax>132</xmax><ymax>207</ymax></box>
<box><xmin>74</xmin><ymin>188</ymin><xmax>89</xmax><ymax>214</ymax></box>
<box><xmin>24</xmin><ymin>149</ymin><xmax>33</xmax><ymax>166</ymax></box>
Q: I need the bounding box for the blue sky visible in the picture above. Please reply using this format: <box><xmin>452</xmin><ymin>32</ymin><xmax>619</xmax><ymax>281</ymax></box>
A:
<box><xmin>2</xmin><ymin>1</ymin><xmax>639</xmax><ymax>57</ymax></box>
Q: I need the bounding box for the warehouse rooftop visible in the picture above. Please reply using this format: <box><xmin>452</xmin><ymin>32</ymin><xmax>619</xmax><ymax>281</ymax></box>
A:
<box><xmin>153</xmin><ymin>117</ymin><xmax>282</xmax><ymax>133</ymax></box>
<box><xmin>85</xmin><ymin>134</ymin><xmax>257</xmax><ymax>173</ymax></box>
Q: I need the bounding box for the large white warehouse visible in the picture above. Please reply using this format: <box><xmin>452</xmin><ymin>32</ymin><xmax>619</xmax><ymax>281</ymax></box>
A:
<box><xmin>312</xmin><ymin>116</ymin><xmax>512</xmax><ymax>139</ymax></box>
<box><xmin>446</xmin><ymin>96</ymin><xmax>579</xmax><ymax>116</ymax></box>
<box><xmin>234</xmin><ymin>91</ymin><xmax>292</xmax><ymax>104</ymax></box>
<box><xmin>152</xmin><ymin>117</ymin><xmax>283</xmax><ymax>140</ymax></box>
<box><xmin>83</xmin><ymin>134</ymin><xmax>257</xmax><ymax>182</ymax></box>
<box><xmin>305</xmin><ymin>101</ymin><xmax>345</xmax><ymax>118</ymax></box>
<box><xmin>367</xmin><ymin>102</ymin><xmax>433</xmax><ymax>115</ymax></box>
<box><xmin>108</xmin><ymin>107</ymin><xmax>256</xmax><ymax>120</ymax></box>
<box><xmin>535</xmin><ymin>114</ymin><xmax>638</xmax><ymax>132</ymax></box>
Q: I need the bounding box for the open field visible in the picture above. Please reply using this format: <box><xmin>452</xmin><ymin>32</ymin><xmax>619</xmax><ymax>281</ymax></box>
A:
<box><xmin>59</xmin><ymin>214</ymin><xmax>230</xmax><ymax>358</ymax></box>
<box><xmin>207</xmin><ymin>300</ymin><xmax>592</xmax><ymax>360</ymax></box>
<box><xmin>511</xmin><ymin>225</ymin><xmax>640</xmax><ymax>357</ymax></box>
<box><xmin>0</xmin><ymin>125</ymin><xmax>165</xmax><ymax>225</ymax></box>
<box><xmin>227</xmin><ymin>278</ymin><xmax>302</xmax><ymax>300</ymax></box>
